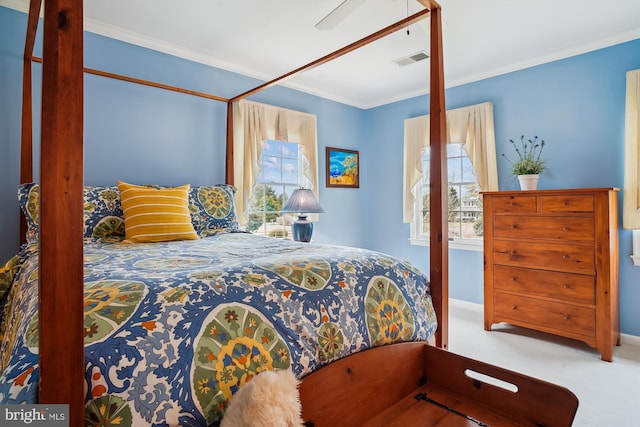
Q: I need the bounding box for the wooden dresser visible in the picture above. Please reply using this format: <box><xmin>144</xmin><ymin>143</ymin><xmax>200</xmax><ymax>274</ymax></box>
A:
<box><xmin>482</xmin><ymin>188</ymin><xmax>619</xmax><ymax>361</ymax></box>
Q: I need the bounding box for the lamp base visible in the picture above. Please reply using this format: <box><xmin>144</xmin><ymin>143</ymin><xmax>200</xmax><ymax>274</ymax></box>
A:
<box><xmin>292</xmin><ymin>215</ymin><xmax>313</xmax><ymax>242</ymax></box>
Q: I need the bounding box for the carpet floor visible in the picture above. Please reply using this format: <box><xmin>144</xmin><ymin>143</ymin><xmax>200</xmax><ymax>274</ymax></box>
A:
<box><xmin>448</xmin><ymin>299</ymin><xmax>640</xmax><ymax>427</ymax></box>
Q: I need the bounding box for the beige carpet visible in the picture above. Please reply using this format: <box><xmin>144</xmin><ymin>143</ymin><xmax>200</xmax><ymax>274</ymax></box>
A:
<box><xmin>448</xmin><ymin>299</ymin><xmax>640</xmax><ymax>427</ymax></box>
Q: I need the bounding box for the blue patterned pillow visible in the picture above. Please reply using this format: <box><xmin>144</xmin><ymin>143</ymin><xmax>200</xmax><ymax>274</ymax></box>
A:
<box><xmin>83</xmin><ymin>186</ymin><xmax>125</xmax><ymax>241</ymax></box>
<box><xmin>18</xmin><ymin>183</ymin><xmax>237</xmax><ymax>241</ymax></box>
<box><xmin>17</xmin><ymin>183</ymin><xmax>39</xmax><ymax>245</ymax></box>
<box><xmin>189</xmin><ymin>185</ymin><xmax>239</xmax><ymax>236</ymax></box>
<box><xmin>18</xmin><ymin>183</ymin><xmax>125</xmax><ymax>243</ymax></box>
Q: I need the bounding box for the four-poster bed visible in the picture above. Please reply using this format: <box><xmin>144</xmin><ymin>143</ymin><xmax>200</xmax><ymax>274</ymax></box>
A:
<box><xmin>2</xmin><ymin>0</ymin><xmax>578</xmax><ymax>425</ymax></box>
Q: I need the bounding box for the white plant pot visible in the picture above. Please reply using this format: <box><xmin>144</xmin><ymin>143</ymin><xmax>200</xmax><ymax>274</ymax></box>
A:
<box><xmin>518</xmin><ymin>174</ymin><xmax>539</xmax><ymax>191</ymax></box>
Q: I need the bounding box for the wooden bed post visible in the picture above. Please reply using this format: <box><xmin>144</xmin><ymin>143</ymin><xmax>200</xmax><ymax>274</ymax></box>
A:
<box><xmin>39</xmin><ymin>0</ymin><xmax>85</xmax><ymax>425</ymax></box>
<box><xmin>427</xmin><ymin>1</ymin><xmax>449</xmax><ymax>349</ymax></box>
<box><xmin>19</xmin><ymin>0</ymin><xmax>41</xmax><ymax>246</ymax></box>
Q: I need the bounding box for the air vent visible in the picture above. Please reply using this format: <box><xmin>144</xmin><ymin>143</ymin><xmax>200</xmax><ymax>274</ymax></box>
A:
<box><xmin>392</xmin><ymin>50</ymin><xmax>429</xmax><ymax>67</ymax></box>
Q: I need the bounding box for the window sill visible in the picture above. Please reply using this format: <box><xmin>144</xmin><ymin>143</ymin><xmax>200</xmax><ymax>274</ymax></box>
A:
<box><xmin>409</xmin><ymin>237</ymin><xmax>483</xmax><ymax>252</ymax></box>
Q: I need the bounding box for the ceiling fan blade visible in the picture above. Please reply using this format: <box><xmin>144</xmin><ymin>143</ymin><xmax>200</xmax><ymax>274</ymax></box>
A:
<box><xmin>315</xmin><ymin>0</ymin><xmax>369</xmax><ymax>30</ymax></box>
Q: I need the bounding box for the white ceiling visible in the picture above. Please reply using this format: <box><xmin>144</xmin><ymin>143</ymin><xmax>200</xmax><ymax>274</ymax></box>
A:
<box><xmin>4</xmin><ymin>0</ymin><xmax>640</xmax><ymax>108</ymax></box>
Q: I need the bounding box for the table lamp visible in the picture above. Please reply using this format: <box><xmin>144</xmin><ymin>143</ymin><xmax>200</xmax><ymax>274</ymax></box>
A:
<box><xmin>281</xmin><ymin>188</ymin><xmax>325</xmax><ymax>242</ymax></box>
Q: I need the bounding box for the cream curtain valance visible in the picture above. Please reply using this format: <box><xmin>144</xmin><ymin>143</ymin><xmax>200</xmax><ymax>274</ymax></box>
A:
<box><xmin>623</xmin><ymin>69</ymin><xmax>640</xmax><ymax>230</ymax></box>
<box><xmin>233</xmin><ymin>100</ymin><xmax>319</xmax><ymax>225</ymax></box>
<box><xmin>403</xmin><ymin>102</ymin><xmax>499</xmax><ymax>223</ymax></box>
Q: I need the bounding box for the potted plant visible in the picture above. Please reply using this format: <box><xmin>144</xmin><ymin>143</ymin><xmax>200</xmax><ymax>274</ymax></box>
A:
<box><xmin>502</xmin><ymin>135</ymin><xmax>548</xmax><ymax>190</ymax></box>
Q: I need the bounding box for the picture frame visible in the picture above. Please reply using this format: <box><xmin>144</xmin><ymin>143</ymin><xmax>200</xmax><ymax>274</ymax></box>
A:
<box><xmin>326</xmin><ymin>147</ymin><xmax>360</xmax><ymax>188</ymax></box>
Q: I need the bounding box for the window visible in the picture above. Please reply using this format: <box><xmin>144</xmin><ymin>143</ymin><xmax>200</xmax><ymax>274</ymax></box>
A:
<box><xmin>246</xmin><ymin>140</ymin><xmax>311</xmax><ymax>239</ymax></box>
<box><xmin>623</xmin><ymin>69</ymin><xmax>640</xmax><ymax>267</ymax></box>
<box><xmin>232</xmin><ymin>100</ymin><xmax>320</xmax><ymax>231</ymax></box>
<box><xmin>403</xmin><ymin>102</ymin><xmax>498</xmax><ymax>252</ymax></box>
<box><xmin>411</xmin><ymin>143</ymin><xmax>483</xmax><ymax>250</ymax></box>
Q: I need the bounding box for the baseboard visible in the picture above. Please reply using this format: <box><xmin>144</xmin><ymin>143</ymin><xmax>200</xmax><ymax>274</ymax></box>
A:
<box><xmin>620</xmin><ymin>332</ymin><xmax>640</xmax><ymax>347</ymax></box>
<box><xmin>449</xmin><ymin>298</ymin><xmax>640</xmax><ymax>347</ymax></box>
<box><xmin>450</xmin><ymin>298</ymin><xmax>483</xmax><ymax>312</ymax></box>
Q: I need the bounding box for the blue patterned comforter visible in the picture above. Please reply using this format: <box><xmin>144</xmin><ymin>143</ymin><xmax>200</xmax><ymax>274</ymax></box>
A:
<box><xmin>0</xmin><ymin>233</ymin><xmax>437</xmax><ymax>426</ymax></box>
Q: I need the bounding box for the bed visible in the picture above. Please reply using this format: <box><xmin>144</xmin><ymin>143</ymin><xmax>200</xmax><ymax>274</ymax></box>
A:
<box><xmin>7</xmin><ymin>0</ymin><xmax>579</xmax><ymax>426</ymax></box>
<box><xmin>1</xmin><ymin>182</ymin><xmax>437</xmax><ymax>425</ymax></box>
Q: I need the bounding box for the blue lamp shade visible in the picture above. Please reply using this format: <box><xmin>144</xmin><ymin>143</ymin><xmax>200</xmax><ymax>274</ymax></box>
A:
<box><xmin>281</xmin><ymin>188</ymin><xmax>325</xmax><ymax>242</ymax></box>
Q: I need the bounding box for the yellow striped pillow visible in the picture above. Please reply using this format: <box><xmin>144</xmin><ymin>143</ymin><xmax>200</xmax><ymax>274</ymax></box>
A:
<box><xmin>117</xmin><ymin>181</ymin><xmax>198</xmax><ymax>243</ymax></box>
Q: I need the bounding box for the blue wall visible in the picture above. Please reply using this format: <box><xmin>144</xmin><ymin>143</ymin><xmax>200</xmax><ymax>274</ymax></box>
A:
<box><xmin>1</xmin><ymin>6</ymin><xmax>639</xmax><ymax>336</ymax></box>
<box><xmin>365</xmin><ymin>38</ymin><xmax>640</xmax><ymax>337</ymax></box>
<box><xmin>0</xmin><ymin>6</ymin><xmax>24</xmax><ymax>264</ymax></box>
<box><xmin>0</xmin><ymin>6</ymin><xmax>368</xmax><ymax>259</ymax></box>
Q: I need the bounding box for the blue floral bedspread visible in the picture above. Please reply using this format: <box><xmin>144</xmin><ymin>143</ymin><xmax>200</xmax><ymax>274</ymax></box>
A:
<box><xmin>0</xmin><ymin>233</ymin><xmax>437</xmax><ymax>426</ymax></box>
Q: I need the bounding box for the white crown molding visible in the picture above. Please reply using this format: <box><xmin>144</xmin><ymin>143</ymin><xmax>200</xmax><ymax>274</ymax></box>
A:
<box><xmin>345</xmin><ymin>27</ymin><xmax>640</xmax><ymax>109</ymax></box>
<box><xmin>83</xmin><ymin>17</ymin><xmax>272</xmax><ymax>84</ymax></box>
<box><xmin>82</xmin><ymin>18</ymin><xmax>397</xmax><ymax>109</ymax></box>
<box><xmin>0</xmin><ymin>0</ymin><xmax>347</xmax><ymax>104</ymax></box>
<box><xmin>2</xmin><ymin>0</ymin><xmax>639</xmax><ymax>109</ymax></box>
<box><xmin>0</xmin><ymin>0</ymin><xmax>364</xmax><ymax>108</ymax></box>
<box><xmin>0</xmin><ymin>0</ymin><xmax>30</xmax><ymax>13</ymax></box>
<box><xmin>445</xmin><ymin>27</ymin><xmax>640</xmax><ymax>91</ymax></box>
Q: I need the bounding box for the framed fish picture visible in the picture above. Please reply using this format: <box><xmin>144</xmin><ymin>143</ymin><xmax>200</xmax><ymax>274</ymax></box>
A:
<box><xmin>326</xmin><ymin>147</ymin><xmax>360</xmax><ymax>188</ymax></box>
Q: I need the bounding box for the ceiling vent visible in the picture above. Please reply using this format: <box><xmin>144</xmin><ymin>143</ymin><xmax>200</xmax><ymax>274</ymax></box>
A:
<box><xmin>392</xmin><ymin>50</ymin><xmax>429</xmax><ymax>67</ymax></box>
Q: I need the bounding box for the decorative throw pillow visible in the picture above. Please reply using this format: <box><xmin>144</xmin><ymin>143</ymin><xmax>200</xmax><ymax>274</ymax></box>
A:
<box><xmin>83</xmin><ymin>186</ymin><xmax>125</xmax><ymax>241</ymax></box>
<box><xmin>17</xmin><ymin>183</ymin><xmax>39</xmax><ymax>245</ymax></box>
<box><xmin>189</xmin><ymin>185</ymin><xmax>239</xmax><ymax>237</ymax></box>
<box><xmin>117</xmin><ymin>181</ymin><xmax>198</xmax><ymax>243</ymax></box>
<box><xmin>18</xmin><ymin>183</ymin><xmax>126</xmax><ymax>243</ymax></box>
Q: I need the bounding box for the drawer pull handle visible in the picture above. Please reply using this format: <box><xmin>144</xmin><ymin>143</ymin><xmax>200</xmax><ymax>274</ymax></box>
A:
<box><xmin>563</xmin><ymin>315</ymin><xmax>570</xmax><ymax>321</ymax></box>
<box><xmin>511</xmin><ymin>276</ymin><xmax>517</xmax><ymax>282</ymax></box>
<box><xmin>563</xmin><ymin>255</ymin><xmax>569</xmax><ymax>260</ymax></box>
<box><xmin>562</xmin><ymin>284</ymin><xmax>570</xmax><ymax>289</ymax></box>
<box><xmin>562</xmin><ymin>226</ymin><xmax>569</xmax><ymax>231</ymax></box>
<box><xmin>511</xmin><ymin>224</ymin><xmax>519</xmax><ymax>229</ymax></box>
<box><xmin>512</xmin><ymin>305</ymin><xmax>518</xmax><ymax>310</ymax></box>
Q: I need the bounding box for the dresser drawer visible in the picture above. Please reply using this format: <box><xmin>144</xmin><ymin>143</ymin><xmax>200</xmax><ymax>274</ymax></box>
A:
<box><xmin>493</xmin><ymin>216</ymin><xmax>594</xmax><ymax>242</ymax></box>
<box><xmin>541</xmin><ymin>195</ymin><xmax>594</xmax><ymax>213</ymax></box>
<box><xmin>493</xmin><ymin>265</ymin><xmax>595</xmax><ymax>304</ymax></box>
<box><xmin>483</xmin><ymin>189</ymin><xmax>619</xmax><ymax>361</ymax></box>
<box><xmin>494</xmin><ymin>292</ymin><xmax>595</xmax><ymax>337</ymax></box>
<box><xmin>493</xmin><ymin>240</ymin><xmax>595</xmax><ymax>274</ymax></box>
<box><xmin>491</xmin><ymin>196</ymin><xmax>537</xmax><ymax>214</ymax></box>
